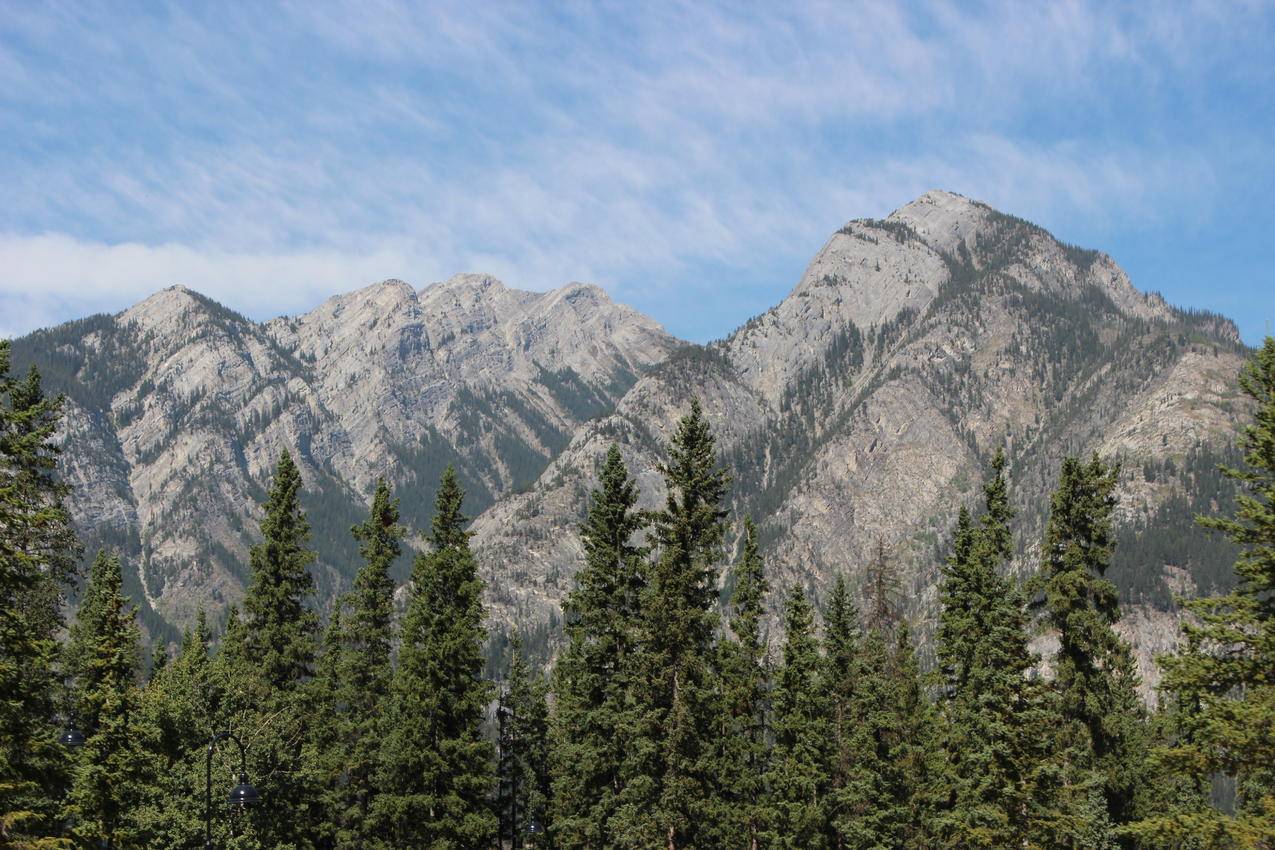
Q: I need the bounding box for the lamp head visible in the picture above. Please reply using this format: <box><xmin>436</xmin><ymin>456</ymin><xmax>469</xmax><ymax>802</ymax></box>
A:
<box><xmin>227</xmin><ymin>774</ymin><xmax>261</xmax><ymax>808</ymax></box>
<box><xmin>59</xmin><ymin>728</ymin><xmax>86</xmax><ymax>748</ymax></box>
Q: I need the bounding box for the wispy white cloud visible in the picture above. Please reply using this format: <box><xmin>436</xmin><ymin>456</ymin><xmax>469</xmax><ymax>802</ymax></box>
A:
<box><xmin>1</xmin><ymin>0</ymin><xmax>1271</xmax><ymax>341</ymax></box>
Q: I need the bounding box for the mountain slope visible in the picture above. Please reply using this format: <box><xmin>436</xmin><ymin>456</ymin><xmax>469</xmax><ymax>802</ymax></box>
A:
<box><xmin>9</xmin><ymin>277</ymin><xmax>678</xmax><ymax>634</ymax></box>
<box><xmin>469</xmin><ymin>191</ymin><xmax>1249</xmax><ymax>689</ymax></box>
<box><xmin>9</xmin><ymin>190</ymin><xmax>1251</xmax><ymax>691</ymax></box>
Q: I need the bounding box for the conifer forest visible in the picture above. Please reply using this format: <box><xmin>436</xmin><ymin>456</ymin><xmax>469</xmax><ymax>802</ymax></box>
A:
<box><xmin>2</xmin><ymin>334</ymin><xmax>1273</xmax><ymax>850</ymax></box>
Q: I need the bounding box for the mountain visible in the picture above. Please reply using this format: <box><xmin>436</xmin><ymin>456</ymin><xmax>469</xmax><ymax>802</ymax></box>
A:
<box><xmin>9</xmin><ymin>275</ymin><xmax>678</xmax><ymax>637</ymax></box>
<box><xmin>10</xmin><ymin>191</ymin><xmax>1251</xmax><ymax>689</ymax></box>
<box><xmin>468</xmin><ymin>190</ymin><xmax>1249</xmax><ymax>688</ymax></box>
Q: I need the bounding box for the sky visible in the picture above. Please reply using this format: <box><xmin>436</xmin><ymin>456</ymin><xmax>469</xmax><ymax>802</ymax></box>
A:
<box><xmin>1</xmin><ymin>1</ymin><xmax>1272</xmax><ymax>345</ymax></box>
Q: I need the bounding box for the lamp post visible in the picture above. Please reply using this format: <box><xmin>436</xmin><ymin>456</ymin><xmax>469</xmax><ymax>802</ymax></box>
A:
<box><xmin>204</xmin><ymin>731</ymin><xmax>261</xmax><ymax>850</ymax></box>
<box><xmin>525</xmin><ymin>819</ymin><xmax>543</xmax><ymax>850</ymax></box>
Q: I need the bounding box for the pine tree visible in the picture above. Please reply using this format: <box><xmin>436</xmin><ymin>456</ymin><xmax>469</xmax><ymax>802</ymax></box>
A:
<box><xmin>765</xmin><ymin>584</ymin><xmax>830</xmax><ymax>849</ymax></box>
<box><xmin>823</xmin><ymin>575</ymin><xmax>862</xmax><ymax>850</ymax></box>
<box><xmin>127</xmin><ymin>611</ymin><xmax>217</xmax><ymax>848</ymax></box>
<box><xmin>309</xmin><ymin>478</ymin><xmax>403</xmax><ymax>848</ymax></box>
<box><xmin>63</xmin><ymin>551</ymin><xmax>146</xmax><ymax>849</ymax></box>
<box><xmin>614</xmin><ymin>400</ymin><xmax>729</xmax><ymax>850</ymax></box>
<box><xmin>934</xmin><ymin>451</ymin><xmax>1038</xmax><ymax>848</ymax></box>
<box><xmin>499</xmin><ymin>639</ymin><xmax>552</xmax><ymax>848</ymax></box>
<box><xmin>1037</xmin><ymin>454</ymin><xmax>1147</xmax><ymax>844</ymax></box>
<box><xmin>551</xmin><ymin>444</ymin><xmax>648</xmax><ymax>850</ymax></box>
<box><xmin>708</xmin><ymin>517</ymin><xmax>770</xmax><ymax>850</ymax></box>
<box><xmin>220</xmin><ymin>450</ymin><xmax>321</xmax><ymax>849</ymax></box>
<box><xmin>1</xmin><ymin>345</ymin><xmax>80</xmax><ymax>848</ymax></box>
<box><xmin>1128</xmin><ymin>337</ymin><xmax>1275</xmax><ymax>848</ymax></box>
<box><xmin>243</xmin><ymin>450</ymin><xmax>319</xmax><ymax>692</ymax></box>
<box><xmin>374</xmin><ymin>467</ymin><xmax>497</xmax><ymax>849</ymax></box>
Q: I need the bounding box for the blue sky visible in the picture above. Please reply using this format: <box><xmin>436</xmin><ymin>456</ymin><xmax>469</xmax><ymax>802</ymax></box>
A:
<box><xmin>1</xmin><ymin>1</ymin><xmax>1272</xmax><ymax>344</ymax></box>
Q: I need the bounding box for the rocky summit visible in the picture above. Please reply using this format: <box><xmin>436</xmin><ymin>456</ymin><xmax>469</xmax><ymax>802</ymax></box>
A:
<box><xmin>12</xmin><ymin>190</ymin><xmax>1249</xmax><ymax>689</ymax></box>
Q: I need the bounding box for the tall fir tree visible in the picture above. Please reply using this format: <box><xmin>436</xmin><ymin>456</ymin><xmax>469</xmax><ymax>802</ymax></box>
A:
<box><xmin>707</xmin><ymin>517</ymin><xmax>771</xmax><ymax>850</ymax></box>
<box><xmin>765</xmin><ymin>584</ymin><xmax>831</xmax><ymax>849</ymax></box>
<box><xmin>219</xmin><ymin>449</ymin><xmax>321</xmax><ymax>850</ymax></box>
<box><xmin>308</xmin><ymin>478</ymin><xmax>403</xmax><ymax>848</ymax></box>
<box><xmin>551</xmin><ymin>444</ymin><xmax>648</xmax><ymax>850</ymax></box>
<box><xmin>1037</xmin><ymin>454</ymin><xmax>1147</xmax><ymax>845</ymax></box>
<box><xmin>374</xmin><ymin>467</ymin><xmax>497</xmax><ymax>849</ymax></box>
<box><xmin>63</xmin><ymin>551</ymin><xmax>147</xmax><ymax>849</ymax></box>
<box><xmin>127</xmin><ymin>611</ymin><xmax>218</xmax><ymax>848</ymax></box>
<box><xmin>823</xmin><ymin>575</ymin><xmax>863</xmax><ymax>850</ymax></box>
<box><xmin>0</xmin><ymin>345</ymin><xmax>80</xmax><ymax>848</ymax></box>
<box><xmin>614</xmin><ymin>400</ymin><xmax>729</xmax><ymax>850</ymax></box>
<box><xmin>934</xmin><ymin>451</ymin><xmax>1038</xmax><ymax>848</ymax></box>
<box><xmin>1128</xmin><ymin>337</ymin><xmax>1275</xmax><ymax>848</ymax></box>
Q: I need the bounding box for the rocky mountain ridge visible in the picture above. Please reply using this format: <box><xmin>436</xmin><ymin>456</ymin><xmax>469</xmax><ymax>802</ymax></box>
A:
<box><xmin>11</xmin><ymin>191</ymin><xmax>1250</xmax><ymax>694</ymax></box>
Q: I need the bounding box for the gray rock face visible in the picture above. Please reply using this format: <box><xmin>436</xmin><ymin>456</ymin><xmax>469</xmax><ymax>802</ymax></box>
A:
<box><xmin>13</xmin><ymin>191</ymin><xmax>1250</xmax><ymax>695</ymax></box>
<box><xmin>469</xmin><ymin>191</ymin><xmax>1249</xmax><ymax>696</ymax></box>
<box><xmin>15</xmin><ymin>276</ymin><xmax>678</xmax><ymax>630</ymax></box>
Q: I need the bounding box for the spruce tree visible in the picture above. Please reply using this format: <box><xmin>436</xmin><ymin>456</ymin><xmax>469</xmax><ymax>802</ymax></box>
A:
<box><xmin>128</xmin><ymin>611</ymin><xmax>216</xmax><ymax>848</ymax></box>
<box><xmin>221</xmin><ymin>450</ymin><xmax>321</xmax><ymax>849</ymax></box>
<box><xmin>765</xmin><ymin>584</ymin><xmax>831</xmax><ymax>849</ymax></box>
<box><xmin>823</xmin><ymin>575</ymin><xmax>862</xmax><ymax>850</ymax></box>
<box><xmin>63</xmin><ymin>551</ymin><xmax>146</xmax><ymax>849</ymax></box>
<box><xmin>708</xmin><ymin>517</ymin><xmax>770</xmax><ymax>850</ymax></box>
<box><xmin>551</xmin><ymin>444</ymin><xmax>647</xmax><ymax>850</ymax></box>
<box><xmin>0</xmin><ymin>345</ymin><xmax>80</xmax><ymax>848</ymax></box>
<box><xmin>1038</xmin><ymin>454</ymin><xmax>1147</xmax><ymax>843</ymax></box>
<box><xmin>934</xmin><ymin>451</ymin><xmax>1038</xmax><ymax>848</ymax></box>
<box><xmin>614</xmin><ymin>400</ymin><xmax>729</xmax><ymax>850</ymax></box>
<box><xmin>374</xmin><ymin>467</ymin><xmax>497</xmax><ymax>849</ymax></box>
<box><xmin>309</xmin><ymin>478</ymin><xmax>403</xmax><ymax>848</ymax></box>
<box><xmin>1128</xmin><ymin>337</ymin><xmax>1275</xmax><ymax>847</ymax></box>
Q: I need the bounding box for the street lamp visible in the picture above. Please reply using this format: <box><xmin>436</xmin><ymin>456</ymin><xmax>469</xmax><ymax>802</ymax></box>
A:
<box><xmin>58</xmin><ymin>727</ymin><xmax>86</xmax><ymax>749</ymax></box>
<box><xmin>204</xmin><ymin>731</ymin><xmax>261</xmax><ymax>850</ymax></box>
<box><xmin>525</xmin><ymin>819</ymin><xmax>544</xmax><ymax>849</ymax></box>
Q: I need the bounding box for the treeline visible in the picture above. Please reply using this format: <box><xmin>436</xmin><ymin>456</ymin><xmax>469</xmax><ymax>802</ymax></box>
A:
<box><xmin>2</xmin><ymin>336</ymin><xmax>1274</xmax><ymax>849</ymax></box>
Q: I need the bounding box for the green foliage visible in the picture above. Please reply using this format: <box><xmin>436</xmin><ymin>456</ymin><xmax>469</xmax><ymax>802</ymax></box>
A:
<box><xmin>1128</xmin><ymin>338</ymin><xmax>1275</xmax><ymax>848</ymax></box>
<box><xmin>374</xmin><ymin>467</ymin><xmax>497</xmax><ymax>848</ymax></box>
<box><xmin>498</xmin><ymin>640</ymin><xmax>552</xmax><ymax>848</ymax></box>
<box><xmin>1037</xmin><ymin>454</ymin><xmax>1148</xmax><ymax>844</ymax></box>
<box><xmin>706</xmin><ymin>517</ymin><xmax>771</xmax><ymax>850</ymax></box>
<box><xmin>63</xmin><ymin>551</ymin><xmax>147</xmax><ymax>848</ymax></box>
<box><xmin>551</xmin><ymin>445</ymin><xmax>648</xmax><ymax>850</ymax></box>
<box><xmin>613</xmin><ymin>400</ymin><xmax>729</xmax><ymax>849</ymax></box>
<box><xmin>934</xmin><ymin>451</ymin><xmax>1040</xmax><ymax>847</ymax></box>
<box><xmin>764</xmin><ymin>585</ymin><xmax>831</xmax><ymax>849</ymax></box>
<box><xmin>1</xmin><ymin>345</ymin><xmax>78</xmax><ymax>847</ymax></box>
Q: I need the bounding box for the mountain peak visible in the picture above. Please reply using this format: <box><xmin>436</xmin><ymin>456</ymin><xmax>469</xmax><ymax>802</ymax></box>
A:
<box><xmin>886</xmin><ymin>189</ymin><xmax>990</xmax><ymax>256</ymax></box>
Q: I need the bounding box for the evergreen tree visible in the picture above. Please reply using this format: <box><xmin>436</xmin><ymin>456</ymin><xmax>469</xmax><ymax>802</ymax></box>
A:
<box><xmin>0</xmin><ymin>345</ymin><xmax>80</xmax><ymax>848</ymax></box>
<box><xmin>765</xmin><ymin>584</ymin><xmax>830</xmax><ymax>849</ymax></box>
<box><xmin>614</xmin><ymin>400</ymin><xmax>729</xmax><ymax>850</ymax></box>
<box><xmin>498</xmin><ymin>639</ymin><xmax>552</xmax><ymax>849</ymax></box>
<box><xmin>63</xmin><ymin>551</ymin><xmax>146</xmax><ymax>849</ymax></box>
<box><xmin>243</xmin><ymin>450</ymin><xmax>319</xmax><ymax>692</ymax></box>
<box><xmin>551</xmin><ymin>444</ymin><xmax>648</xmax><ymax>850</ymax></box>
<box><xmin>1128</xmin><ymin>337</ymin><xmax>1275</xmax><ymax>848</ymax></box>
<box><xmin>823</xmin><ymin>575</ymin><xmax>862</xmax><ymax>850</ymax></box>
<box><xmin>219</xmin><ymin>450</ymin><xmax>321</xmax><ymax>849</ymax></box>
<box><xmin>934</xmin><ymin>451</ymin><xmax>1038</xmax><ymax>848</ymax></box>
<box><xmin>708</xmin><ymin>517</ymin><xmax>770</xmax><ymax>850</ymax></box>
<box><xmin>127</xmin><ymin>611</ymin><xmax>217</xmax><ymax>848</ymax></box>
<box><xmin>834</xmin><ymin>621</ymin><xmax>902</xmax><ymax>849</ymax></box>
<box><xmin>1037</xmin><ymin>454</ymin><xmax>1147</xmax><ymax>844</ymax></box>
<box><xmin>308</xmin><ymin>478</ymin><xmax>403</xmax><ymax>848</ymax></box>
<box><xmin>374</xmin><ymin>467</ymin><xmax>497</xmax><ymax>849</ymax></box>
